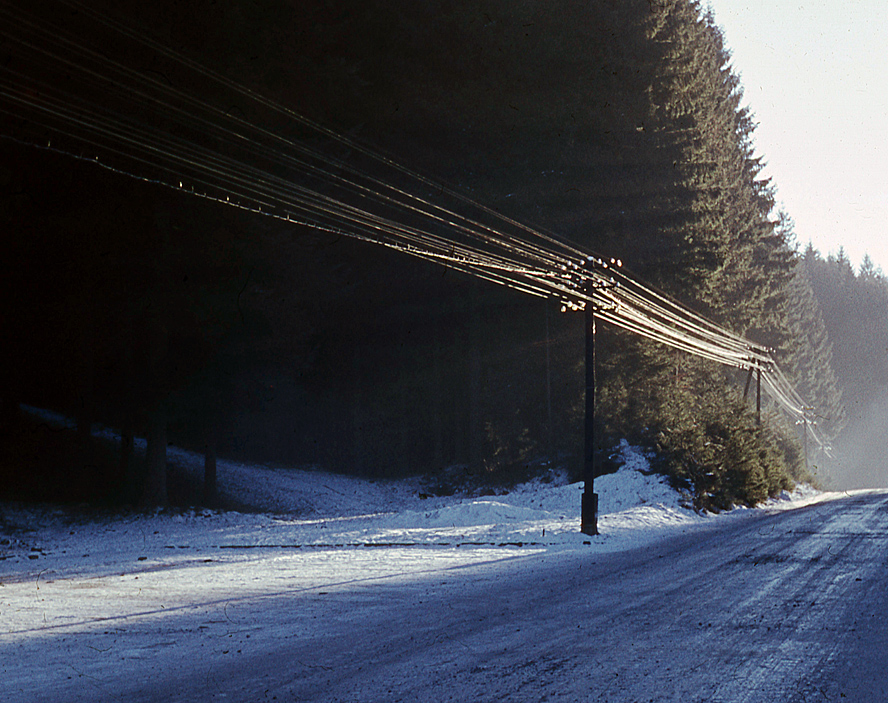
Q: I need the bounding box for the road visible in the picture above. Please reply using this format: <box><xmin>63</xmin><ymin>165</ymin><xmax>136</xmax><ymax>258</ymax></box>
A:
<box><xmin>7</xmin><ymin>491</ymin><xmax>888</xmax><ymax>702</ymax></box>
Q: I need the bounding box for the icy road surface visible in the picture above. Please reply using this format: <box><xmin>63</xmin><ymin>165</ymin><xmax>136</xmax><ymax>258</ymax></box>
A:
<box><xmin>0</xmin><ymin>437</ymin><xmax>879</xmax><ymax>702</ymax></box>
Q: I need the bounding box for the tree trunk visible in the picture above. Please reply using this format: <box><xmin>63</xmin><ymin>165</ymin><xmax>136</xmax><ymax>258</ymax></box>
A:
<box><xmin>396</xmin><ymin>324</ymin><xmax>412</xmax><ymax>477</ymax></box>
<box><xmin>431</xmin><ymin>319</ymin><xmax>445</xmax><ymax>470</ymax></box>
<box><xmin>118</xmin><ymin>340</ymin><xmax>136</xmax><ymax>501</ymax></box>
<box><xmin>142</xmin><ymin>407</ymin><xmax>168</xmax><ymax>508</ymax></box>
<box><xmin>203</xmin><ymin>422</ymin><xmax>217</xmax><ymax>506</ymax></box>
<box><xmin>1</xmin><ymin>389</ymin><xmax>20</xmax><ymax>426</ymax></box>
<box><xmin>76</xmin><ymin>325</ymin><xmax>94</xmax><ymax>458</ymax></box>
<box><xmin>142</xmin><ymin>286</ymin><xmax>169</xmax><ymax>508</ymax></box>
<box><xmin>119</xmin><ymin>409</ymin><xmax>135</xmax><ymax>502</ymax></box>
<box><xmin>350</xmin><ymin>346</ymin><xmax>365</xmax><ymax>476</ymax></box>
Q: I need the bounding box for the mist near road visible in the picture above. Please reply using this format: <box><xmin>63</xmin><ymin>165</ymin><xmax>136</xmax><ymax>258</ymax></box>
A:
<box><xmin>829</xmin><ymin>390</ymin><xmax>888</xmax><ymax>489</ymax></box>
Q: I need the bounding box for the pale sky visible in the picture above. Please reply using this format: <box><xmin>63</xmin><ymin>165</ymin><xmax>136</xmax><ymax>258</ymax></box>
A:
<box><xmin>705</xmin><ymin>0</ymin><xmax>888</xmax><ymax>273</ymax></box>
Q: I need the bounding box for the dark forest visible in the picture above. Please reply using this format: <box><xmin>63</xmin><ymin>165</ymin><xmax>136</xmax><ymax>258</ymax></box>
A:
<box><xmin>2</xmin><ymin>0</ymin><xmax>880</xmax><ymax>510</ymax></box>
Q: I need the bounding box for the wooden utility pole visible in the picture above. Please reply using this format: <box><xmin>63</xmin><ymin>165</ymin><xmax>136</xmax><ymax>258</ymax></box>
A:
<box><xmin>545</xmin><ymin>300</ymin><xmax>553</xmax><ymax>468</ymax></box>
<box><xmin>803</xmin><ymin>416</ymin><xmax>809</xmax><ymax>475</ymax></box>
<box><xmin>756</xmin><ymin>368</ymin><xmax>762</xmax><ymax>426</ymax></box>
<box><xmin>582</xmin><ymin>272</ymin><xmax>599</xmax><ymax>536</ymax></box>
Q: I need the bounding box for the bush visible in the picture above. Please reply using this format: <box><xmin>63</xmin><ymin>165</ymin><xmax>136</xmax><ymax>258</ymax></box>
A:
<box><xmin>653</xmin><ymin>392</ymin><xmax>795</xmax><ymax>512</ymax></box>
<box><xmin>595</xmin><ymin>339</ymin><xmax>801</xmax><ymax>512</ymax></box>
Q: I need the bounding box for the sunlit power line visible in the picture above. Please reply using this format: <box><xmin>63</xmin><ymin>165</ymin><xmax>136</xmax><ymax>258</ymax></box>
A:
<box><xmin>0</xmin><ymin>0</ymin><xmax>828</xmax><ymax>453</ymax></box>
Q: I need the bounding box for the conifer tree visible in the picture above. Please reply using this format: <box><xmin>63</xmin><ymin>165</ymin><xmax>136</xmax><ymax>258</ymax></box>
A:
<box><xmin>593</xmin><ymin>1</ymin><xmax>814</xmax><ymax>503</ymax></box>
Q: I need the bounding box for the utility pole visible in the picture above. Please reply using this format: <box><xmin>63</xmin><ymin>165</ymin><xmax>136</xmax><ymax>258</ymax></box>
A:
<box><xmin>545</xmin><ymin>299</ymin><xmax>553</xmax><ymax>469</ymax></box>
<box><xmin>799</xmin><ymin>407</ymin><xmax>816</xmax><ymax>476</ymax></box>
<box><xmin>756</xmin><ymin>367</ymin><xmax>762</xmax><ymax>426</ymax></box>
<box><xmin>803</xmin><ymin>415</ymin><xmax>809</xmax><ymax>475</ymax></box>
<box><xmin>582</xmin><ymin>263</ymin><xmax>599</xmax><ymax>536</ymax></box>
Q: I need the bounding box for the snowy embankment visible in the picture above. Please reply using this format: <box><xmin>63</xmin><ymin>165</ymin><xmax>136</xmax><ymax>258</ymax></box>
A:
<box><xmin>0</xmin><ymin>409</ymin><xmax>828</xmax><ymax>649</ymax></box>
<box><xmin>0</xmin><ymin>412</ymin><xmax>841</xmax><ymax>702</ymax></box>
<box><xmin>0</xmin><ymin>410</ymin><xmax>826</xmax><ymax>570</ymax></box>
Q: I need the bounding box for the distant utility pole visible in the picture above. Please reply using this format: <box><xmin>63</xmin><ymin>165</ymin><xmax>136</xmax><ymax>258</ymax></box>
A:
<box><xmin>582</xmin><ymin>261</ymin><xmax>599</xmax><ymax>536</ymax></box>
<box><xmin>756</xmin><ymin>367</ymin><xmax>762</xmax><ymax>426</ymax></box>
<box><xmin>743</xmin><ymin>365</ymin><xmax>763</xmax><ymax>426</ymax></box>
<box><xmin>803</xmin><ymin>415</ymin><xmax>809</xmax><ymax>474</ymax></box>
<box><xmin>799</xmin><ymin>407</ymin><xmax>816</xmax><ymax>476</ymax></box>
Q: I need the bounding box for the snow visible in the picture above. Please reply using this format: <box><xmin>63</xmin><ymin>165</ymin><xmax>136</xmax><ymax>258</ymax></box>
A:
<box><xmin>0</xmin><ymin>419</ymin><xmax>842</xmax><ymax>701</ymax></box>
<box><xmin>1</xmin><ymin>434</ymin><xmax>822</xmax><ymax>611</ymax></box>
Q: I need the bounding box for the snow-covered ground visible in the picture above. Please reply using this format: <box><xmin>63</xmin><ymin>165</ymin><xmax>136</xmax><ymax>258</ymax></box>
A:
<box><xmin>1</xmin><ymin>430</ymin><xmax>828</xmax><ymax>628</ymax></box>
<box><xmin>0</xmin><ymin>413</ymin><xmax>840</xmax><ymax>701</ymax></box>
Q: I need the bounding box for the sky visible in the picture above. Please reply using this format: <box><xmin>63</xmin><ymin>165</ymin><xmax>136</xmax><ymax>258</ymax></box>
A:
<box><xmin>705</xmin><ymin>0</ymin><xmax>888</xmax><ymax>273</ymax></box>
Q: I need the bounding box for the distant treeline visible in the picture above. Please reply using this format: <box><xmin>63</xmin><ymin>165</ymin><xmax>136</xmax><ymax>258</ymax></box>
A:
<box><xmin>0</xmin><ymin>0</ymin><xmax>861</xmax><ymax>509</ymax></box>
<box><xmin>801</xmin><ymin>248</ymin><xmax>888</xmax><ymax>488</ymax></box>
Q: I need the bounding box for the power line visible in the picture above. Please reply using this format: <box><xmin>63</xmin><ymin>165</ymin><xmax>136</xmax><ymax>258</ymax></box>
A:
<box><xmin>0</xmin><ymin>0</ymin><xmax>830</xmax><ymax>454</ymax></box>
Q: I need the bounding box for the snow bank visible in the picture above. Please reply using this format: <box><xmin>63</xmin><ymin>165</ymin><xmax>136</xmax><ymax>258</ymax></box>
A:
<box><xmin>160</xmin><ymin>438</ymin><xmax>712</xmax><ymax>550</ymax></box>
<box><xmin>2</xmin><ymin>418</ymin><xmax>822</xmax><ymax>559</ymax></box>
<box><xmin>1</xmin><ymin>422</ymin><xmax>835</xmax><ymax>698</ymax></box>
<box><xmin>1</xmin><ymin>431</ymin><xmax>819</xmax><ymax>581</ymax></box>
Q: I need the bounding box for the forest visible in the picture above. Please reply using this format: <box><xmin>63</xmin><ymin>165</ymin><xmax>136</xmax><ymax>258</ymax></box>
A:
<box><xmin>1</xmin><ymin>0</ymin><xmax>881</xmax><ymax>511</ymax></box>
<box><xmin>801</xmin><ymin>248</ymin><xmax>888</xmax><ymax>488</ymax></box>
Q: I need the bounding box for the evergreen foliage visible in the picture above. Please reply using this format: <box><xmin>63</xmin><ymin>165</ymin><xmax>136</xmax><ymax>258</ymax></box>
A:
<box><xmin>803</xmin><ymin>247</ymin><xmax>888</xmax><ymax>410</ymax></box>
<box><xmin>802</xmin><ymin>246</ymin><xmax>888</xmax><ymax>487</ymax></box>
<box><xmin>0</xmin><ymin>0</ymin><xmax>846</xmax><ymax>506</ymax></box>
<box><xmin>775</xmin><ymin>232</ymin><xmax>846</xmax><ymax>443</ymax></box>
<box><xmin>588</xmin><ymin>1</ymin><xmax>819</xmax><ymax>505</ymax></box>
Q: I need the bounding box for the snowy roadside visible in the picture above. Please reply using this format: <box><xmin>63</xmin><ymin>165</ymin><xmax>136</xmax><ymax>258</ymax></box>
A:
<box><xmin>3</xmin><ymin>408</ymin><xmax>834</xmax><ymax>563</ymax></box>
<box><xmin>0</xmin><ymin>418</ymin><xmax>832</xmax><ymax>578</ymax></box>
<box><xmin>0</xmin><ymin>409</ymin><xmax>860</xmax><ymax>703</ymax></box>
<box><xmin>0</xmin><ymin>410</ymin><xmax>839</xmax><ymax>651</ymax></box>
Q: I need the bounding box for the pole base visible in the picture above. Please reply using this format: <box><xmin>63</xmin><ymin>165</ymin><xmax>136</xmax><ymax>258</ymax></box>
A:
<box><xmin>581</xmin><ymin>491</ymin><xmax>599</xmax><ymax>535</ymax></box>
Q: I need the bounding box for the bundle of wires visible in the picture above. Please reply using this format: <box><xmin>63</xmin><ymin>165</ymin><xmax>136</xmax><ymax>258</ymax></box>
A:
<box><xmin>0</xmin><ymin>0</ymin><xmax>828</xmax><ymax>453</ymax></box>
